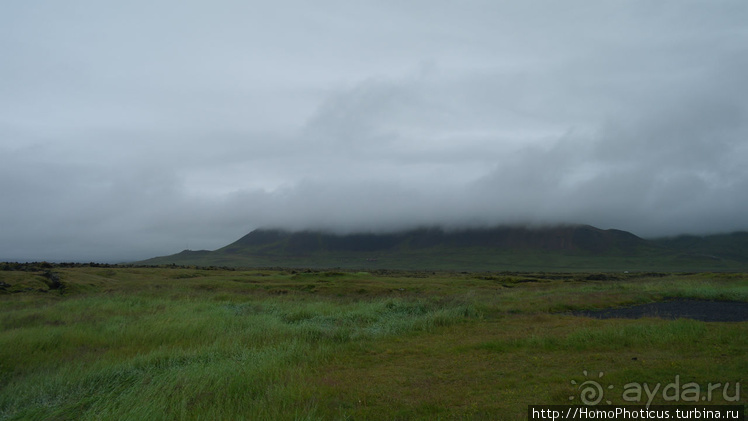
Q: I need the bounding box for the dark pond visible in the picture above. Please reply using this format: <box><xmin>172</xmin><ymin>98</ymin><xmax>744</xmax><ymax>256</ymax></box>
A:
<box><xmin>573</xmin><ymin>299</ymin><xmax>748</xmax><ymax>322</ymax></box>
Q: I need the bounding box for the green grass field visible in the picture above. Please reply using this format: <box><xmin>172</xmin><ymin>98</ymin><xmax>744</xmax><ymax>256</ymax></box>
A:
<box><xmin>1</xmin><ymin>266</ymin><xmax>746</xmax><ymax>420</ymax></box>
<box><xmin>141</xmin><ymin>246</ymin><xmax>748</xmax><ymax>272</ymax></box>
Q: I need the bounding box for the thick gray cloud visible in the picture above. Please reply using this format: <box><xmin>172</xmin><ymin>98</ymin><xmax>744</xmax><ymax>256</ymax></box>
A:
<box><xmin>1</xmin><ymin>1</ymin><xmax>747</xmax><ymax>262</ymax></box>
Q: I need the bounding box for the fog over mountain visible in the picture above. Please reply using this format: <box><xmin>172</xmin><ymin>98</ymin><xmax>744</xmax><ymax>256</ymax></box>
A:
<box><xmin>1</xmin><ymin>1</ymin><xmax>747</xmax><ymax>262</ymax></box>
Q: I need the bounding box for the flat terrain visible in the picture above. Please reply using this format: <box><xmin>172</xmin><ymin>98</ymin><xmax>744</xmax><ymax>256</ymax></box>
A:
<box><xmin>1</xmin><ymin>265</ymin><xmax>746</xmax><ymax>419</ymax></box>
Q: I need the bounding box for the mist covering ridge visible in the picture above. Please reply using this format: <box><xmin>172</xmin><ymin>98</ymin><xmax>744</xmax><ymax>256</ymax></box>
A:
<box><xmin>132</xmin><ymin>223</ymin><xmax>748</xmax><ymax>271</ymax></box>
<box><xmin>224</xmin><ymin>224</ymin><xmax>644</xmax><ymax>253</ymax></box>
<box><xmin>3</xmin><ymin>1</ymin><xmax>747</xmax><ymax>263</ymax></box>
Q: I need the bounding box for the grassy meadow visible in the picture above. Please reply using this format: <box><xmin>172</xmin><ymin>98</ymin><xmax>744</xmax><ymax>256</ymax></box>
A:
<box><xmin>1</xmin><ymin>266</ymin><xmax>746</xmax><ymax>420</ymax></box>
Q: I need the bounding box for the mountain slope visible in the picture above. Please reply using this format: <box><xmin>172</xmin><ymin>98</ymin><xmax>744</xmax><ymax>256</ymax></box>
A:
<box><xmin>134</xmin><ymin>224</ymin><xmax>748</xmax><ymax>271</ymax></box>
<box><xmin>654</xmin><ymin>232</ymin><xmax>748</xmax><ymax>261</ymax></box>
<box><xmin>219</xmin><ymin>225</ymin><xmax>645</xmax><ymax>255</ymax></box>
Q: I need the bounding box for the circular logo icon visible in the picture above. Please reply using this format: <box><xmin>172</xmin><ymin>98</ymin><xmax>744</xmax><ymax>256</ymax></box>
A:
<box><xmin>570</xmin><ymin>371</ymin><xmax>613</xmax><ymax>405</ymax></box>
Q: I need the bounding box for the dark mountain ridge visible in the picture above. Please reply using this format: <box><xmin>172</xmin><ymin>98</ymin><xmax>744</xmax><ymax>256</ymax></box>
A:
<box><xmin>134</xmin><ymin>224</ymin><xmax>748</xmax><ymax>271</ymax></box>
<box><xmin>223</xmin><ymin>225</ymin><xmax>645</xmax><ymax>255</ymax></box>
<box><xmin>138</xmin><ymin>224</ymin><xmax>748</xmax><ymax>271</ymax></box>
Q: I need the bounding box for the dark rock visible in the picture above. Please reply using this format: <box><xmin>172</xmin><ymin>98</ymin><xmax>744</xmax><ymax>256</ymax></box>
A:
<box><xmin>41</xmin><ymin>271</ymin><xmax>64</xmax><ymax>291</ymax></box>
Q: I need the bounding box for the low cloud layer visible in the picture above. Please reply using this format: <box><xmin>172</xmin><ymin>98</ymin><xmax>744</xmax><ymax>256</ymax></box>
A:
<box><xmin>1</xmin><ymin>1</ymin><xmax>747</xmax><ymax>261</ymax></box>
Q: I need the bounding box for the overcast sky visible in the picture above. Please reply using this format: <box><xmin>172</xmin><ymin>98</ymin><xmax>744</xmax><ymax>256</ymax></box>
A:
<box><xmin>2</xmin><ymin>1</ymin><xmax>748</xmax><ymax>262</ymax></box>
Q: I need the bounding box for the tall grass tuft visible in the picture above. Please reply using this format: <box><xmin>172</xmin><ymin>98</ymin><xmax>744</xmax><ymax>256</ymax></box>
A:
<box><xmin>0</xmin><ymin>293</ymin><xmax>477</xmax><ymax>420</ymax></box>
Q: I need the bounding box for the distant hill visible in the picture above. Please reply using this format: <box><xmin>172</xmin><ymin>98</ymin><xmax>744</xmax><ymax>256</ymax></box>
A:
<box><xmin>222</xmin><ymin>225</ymin><xmax>644</xmax><ymax>254</ymax></box>
<box><xmin>136</xmin><ymin>225</ymin><xmax>748</xmax><ymax>271</ymax></box>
